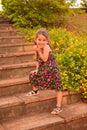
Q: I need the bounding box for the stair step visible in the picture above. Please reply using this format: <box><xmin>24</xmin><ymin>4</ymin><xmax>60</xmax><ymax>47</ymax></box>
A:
<box><xmin>0</xmin><ymin>42</ymin><xmax>34</xmax><ymax>54</ymax></box>
<box><xmin>0</xmin><ymin>125</ymin><xmax>4</xmax><ymax>130</ymax></box>
<box><xmin>0</xmin><ymin>24</ymin><xmax>15</xmax><ymax>30</ymax></box>
<box><xmin>0</xmin><ymin>30</ymin><xmax>19</xmax><ymax>36</ymax></box>
<box><xmin>0</xmin><ymin>62</ymin><xmax>36</xmax><ymax>80</ymax></box>
<box><xmin>0</xmin><ymin>16</ymin><xmax>10</xmax><ymax>24</ymax></box>
<box><xmin>0</xmin><ymin>90</ymin><xmax>82</xmax><ymax>120</ymax></box>
<box><xmin>0</xmin><ymin>36</ymin><xmax>26</xmax><ymax>44</ymax></box>
<box><xmin>1</xmin><ymin>113</ymin><xmax>64</xmax><ymax>130</ymax></box>
<box><xmin>0</xmin><ymin>76</ymin><xmax>31</xmax><ymax>97</ymax></box>
<box><xmin>0</xmin><ymin>51</ymin><xmax>35</xmax><ymax>65</ymax></box>
<box><xmin>1</xmin><ymin>102</ymin><xmax>87</xmax><ymax>130</ymax></box>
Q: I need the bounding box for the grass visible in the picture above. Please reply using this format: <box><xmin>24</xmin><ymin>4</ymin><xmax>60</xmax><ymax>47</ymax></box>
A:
<box><xmin>63</xmin><ymin>13</ymin><xmax>87</xmax><ymax>39</ymax></box>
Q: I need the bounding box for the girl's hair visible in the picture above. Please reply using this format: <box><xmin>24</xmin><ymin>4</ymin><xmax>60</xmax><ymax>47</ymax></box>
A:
<box><xmin>34</xmin><ymin>28</ymin><xmax>52</xmax><ymax>49</ymax></box>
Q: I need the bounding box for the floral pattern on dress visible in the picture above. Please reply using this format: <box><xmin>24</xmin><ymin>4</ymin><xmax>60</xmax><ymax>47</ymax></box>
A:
<box><xmin>29</xmin><ymin>51</ymin><xmax>62</xmax><ymax>91</ymax></box>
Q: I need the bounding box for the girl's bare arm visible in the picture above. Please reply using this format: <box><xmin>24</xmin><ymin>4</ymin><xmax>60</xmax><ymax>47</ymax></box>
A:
<box><xmin>38</xmin><ymin>45</ymin><xmax>51</xmax><ymax>62</ymax></box>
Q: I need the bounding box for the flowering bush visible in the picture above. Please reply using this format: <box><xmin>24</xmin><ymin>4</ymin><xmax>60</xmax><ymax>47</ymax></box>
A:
<box><xmin>50</xmin><ymin>28</ymin><xmax>87</xmax><ymax>98</ymax></box>
<box><xmin>57</xmin><ymin>42</ymin><xmax>87</xmax><ymax>91</ymax></box>
<box><xmin>50</xmin><ymin>28</ymin><xmax>76</xmax><ymax>54</ymax></box>
<box><xmin>82</xmin><ymin>87</ymin><xmax>87</xmax><ymax>99</ymax></box>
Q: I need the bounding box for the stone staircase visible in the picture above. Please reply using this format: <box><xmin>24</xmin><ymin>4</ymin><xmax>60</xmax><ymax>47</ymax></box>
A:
<box><xmin>0</xmin><ymin>20</ymin><xmax>87</xmax><ymax>130</ymax></box>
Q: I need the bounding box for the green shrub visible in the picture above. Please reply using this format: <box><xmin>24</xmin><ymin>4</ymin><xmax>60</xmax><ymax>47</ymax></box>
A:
<box><xmin>50</xmin><ymin>28</ymin><xmax>87</xmax><ymax>96</ymax></box>
<box><xmin>50</xmin><ymin>28</ymin><xmax>75</xmax><ymax>54</ymax></box>
<box><xmin>58</xmin><ymin>42</ymin><xmax>87</xmax><ymax>92</ymax></box>
<box><xmin>2</xmin><ymin>0</ymin><xmax>70</xmax><ymax>28</ymax></box>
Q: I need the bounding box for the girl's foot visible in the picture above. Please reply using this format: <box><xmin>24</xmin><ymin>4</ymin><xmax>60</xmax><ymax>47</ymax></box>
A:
<box><xmin>27</xmin><ymin>89</ymin><xmax>39</xmax><ymax>96</ymax></box>
<box><xmin>51</xmin><ymin>106</ymin><xmax>63</xmax><ymax>114</ymax></box>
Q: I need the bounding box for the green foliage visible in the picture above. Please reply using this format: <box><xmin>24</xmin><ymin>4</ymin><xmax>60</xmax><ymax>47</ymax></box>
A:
<box><xmin>2</xmin><ymin>0</ymin><xmax>70</xmax><ymax>28</ymax></box>
<box><xmin>81</xmin><ymin>0</ymin><xmax>87</xmax><ymax>12</ymax></box>
<box><xmin>50</xmin><ymin>28</ymin><xmax>75</xmax><ymax>54</ymax></box>
<box><xmin>58</xmin><ymin>42</ymin><xmax>87</xmax><ymax>91</ymax></box>
<box><xmin>50</xmin><ymin>28</ymin><xmax>87</xmax><ymax>97</ymax></box>
<box><xmin>72</xmin><ymin>8</ymin><xmax>86</xmax><ymax>14</ymax></box>
<box><xmin>0</xmin><ymin>11</ymin><xmax>3</xmax><ymax>15</ymax></box>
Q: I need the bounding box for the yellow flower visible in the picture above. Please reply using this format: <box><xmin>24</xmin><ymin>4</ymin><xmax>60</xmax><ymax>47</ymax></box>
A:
<box><xmin>80</xmin><ymin>80</ymin><xmax>83</xmax><ymax>83</ymax></box>
<box><xmin>71</xmin><ymin>73</ymin><xmax>74</xmax><ymax>76</ymax></box>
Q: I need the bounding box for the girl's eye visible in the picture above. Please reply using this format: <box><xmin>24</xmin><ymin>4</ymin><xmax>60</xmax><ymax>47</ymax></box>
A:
<box><xmin>43</xmin><ymin>39</ymin><xmax>46</xmax><ymax>41</ymax></box>
<box><xmin>37</xmin><ymin>38</ymin><xmax>41</xmax><ymax>41</ymax></box>
<box><xmin>38</xmin><ymin>39</ymin><xmax>46</xmax><ymax>41</ymax></box>
<box><xmin>38</xmin><ymin>38</ymin><xmax>41</xmax><ymax>41</ymax></box>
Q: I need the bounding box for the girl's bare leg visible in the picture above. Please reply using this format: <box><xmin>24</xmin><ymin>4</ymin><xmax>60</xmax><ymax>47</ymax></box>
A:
<box><xmin>33</xmin><ymin>86</ymin><xmax>39</xmax><ymax>91</ymax></box>
<box><xmin>51</xmin><ymin>91</ymin><xmax>63</xmax><ymax>114</ymax></box>
<box><xmin>56</xmin><ymin>91</ymin><xmax>62</xmax><ymax>107</ymax></box>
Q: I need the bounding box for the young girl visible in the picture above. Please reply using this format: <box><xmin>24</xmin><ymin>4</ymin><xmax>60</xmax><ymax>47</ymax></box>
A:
<box><xmin>27</xmin><ymin>28</ymin><xmax>63</xmax><ymax>114</ymax></box>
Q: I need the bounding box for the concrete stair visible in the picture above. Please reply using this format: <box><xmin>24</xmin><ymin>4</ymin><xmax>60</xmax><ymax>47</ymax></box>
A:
<box><xmin>0</xmin><ymin>23</ymin><xmax>15</xmax><ymax>30</ymax></box>
<box><xmin>0</xmin><ymin>22</ymin><xmax>36</xmax><ymax>81</ymax></box>
<box><xmin>0</xmin><ymin>22</ymin><xmax>36</xmax><ymax>95</ymax></box>
<box><xmin>0</xmin><ymin>51</ymin><xmax>35</xmax><ymax>65</ymax></box>
<box><xmin>0</xmin><ymin>30</ymin><xmax>19</xmax><ymax>36</ymax></box>
<box><xmin>0</xmin><ymin>20</ymin><xmax>87</xmax><ymax>130</ymax></box>
<box><xmin>0</xmin><ymin>62</ymin><xmax>35</xmax><ymax>80</ymax></box>
<box><xmin>0</xmin><ymin>16</ymin><xmax>10</xmax><ymax>24</ymax></box>
<box><xmin>0</xmin><ymin>36</ymin><xmax>27</xmax><ymax>44</ymax></box>
<box><xmin>0</xmin><ymin>43</ymin><xmax>34</xmax><ymax>54</ymax></box>
<box><xmin>0</xmin><ymin>90</ymin><xmax>82</xmax><ymax>120</ymax></box>
<box><xmin>0</xmin><ymin>102</ymin><xmax>87</xmax><ymax>130</ymax></box>
<box><xmin>0</xmin><ymin>77</ymin><xmax>30</xmax><ymax>97</ymax></box>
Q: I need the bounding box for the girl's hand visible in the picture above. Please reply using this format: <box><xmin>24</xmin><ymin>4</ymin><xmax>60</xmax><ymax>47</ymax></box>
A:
<box><xmin>33</xmin><ymin>45</ymin><xmax>37</xmax><ymax>51</ymax></box>
<box><xmin>34</xmin><ymin>45</ymin><xmax>41</xmax><ymax>52</ymax></box>
<box><xmin>30</xmin><ymin>69</ymin><xmax>38</xmax><ymax>74</ymax></box>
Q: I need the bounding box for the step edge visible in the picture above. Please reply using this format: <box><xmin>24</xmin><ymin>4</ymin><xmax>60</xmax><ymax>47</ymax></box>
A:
<box><xmin>0</xmin><ymin>61</ymin><xmax>36</xmax><ymax>70</ymax></box>
<box><xmin>0</xmin><ymin>51</ymin><xmax>35</xmax><ymax>58</ymax></box>
<box><xmin>1</xmin><ymin>103</ymin><xmax>87</xmax><ymax>130</ymax></box>
<box><xmin>1</xmin><ymin>112</ymin><xmax>65</xmax><ymax>130</ymax></box>
<box><xmin>0</xmin><ymin>90</ymin><xmax>82</xmax><ymax>109</ymax></box>
<box><xmin>0</xmin><ymin>30</ymin><xmax>19</xmax><ymax>33</ymax></box>
<box><xmin>0</xmin><ymin>42</ymin><xmax>34</xmax><ymax>47</ymax></box>
<box><xmin>0</xmin><ymin>76</ymin><xmax>29</xmax><ymax>88</ymax></box>
<box><xmin>0</xmin><ymin>35</ymin><xmax>27</xmax><ymax>39</ymax></box>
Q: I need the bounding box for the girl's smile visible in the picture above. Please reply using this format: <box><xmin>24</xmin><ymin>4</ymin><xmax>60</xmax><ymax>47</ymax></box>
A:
<box><xmin>35</xmin><ymin>34</ymin><xmax>48</xmax><ymax>48</ymax></box>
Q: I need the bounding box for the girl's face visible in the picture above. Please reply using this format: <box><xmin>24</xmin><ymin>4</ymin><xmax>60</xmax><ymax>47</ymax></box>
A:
<box><xmin>35</xmin><ymin>34</ymin><xmax>48</xmax><ymax>48</ymax></box>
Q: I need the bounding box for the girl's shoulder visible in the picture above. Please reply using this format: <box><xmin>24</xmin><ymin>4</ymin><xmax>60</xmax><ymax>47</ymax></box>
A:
<box><xmin>44</xmin><ymin>44</ymin><xmax>52</xmax><ymax>51</ymax></box>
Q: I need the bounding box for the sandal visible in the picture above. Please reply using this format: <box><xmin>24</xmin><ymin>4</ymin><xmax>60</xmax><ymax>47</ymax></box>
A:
<box><xmin>27</xmin><ymin>89</ymin><xmax>39</xmax><ymax>96</ymax></box>
<box><xmin>51</xmin><ymin>106</ymin><xmax>63</xmax><ymax>115</ymax></box>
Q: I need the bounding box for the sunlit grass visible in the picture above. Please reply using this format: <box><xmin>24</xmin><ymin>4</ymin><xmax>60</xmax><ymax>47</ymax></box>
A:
<box><xmin>64</xmin><ymin>14</ymin><xmax>87</xmax><ymax>39</ymax></box>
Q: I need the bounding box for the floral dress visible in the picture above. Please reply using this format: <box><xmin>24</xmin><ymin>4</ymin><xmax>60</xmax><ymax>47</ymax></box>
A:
<box><xmin>29</xmin><ymin>51</ymin><xmax>62</xmax><ymax>91</ymax></box>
